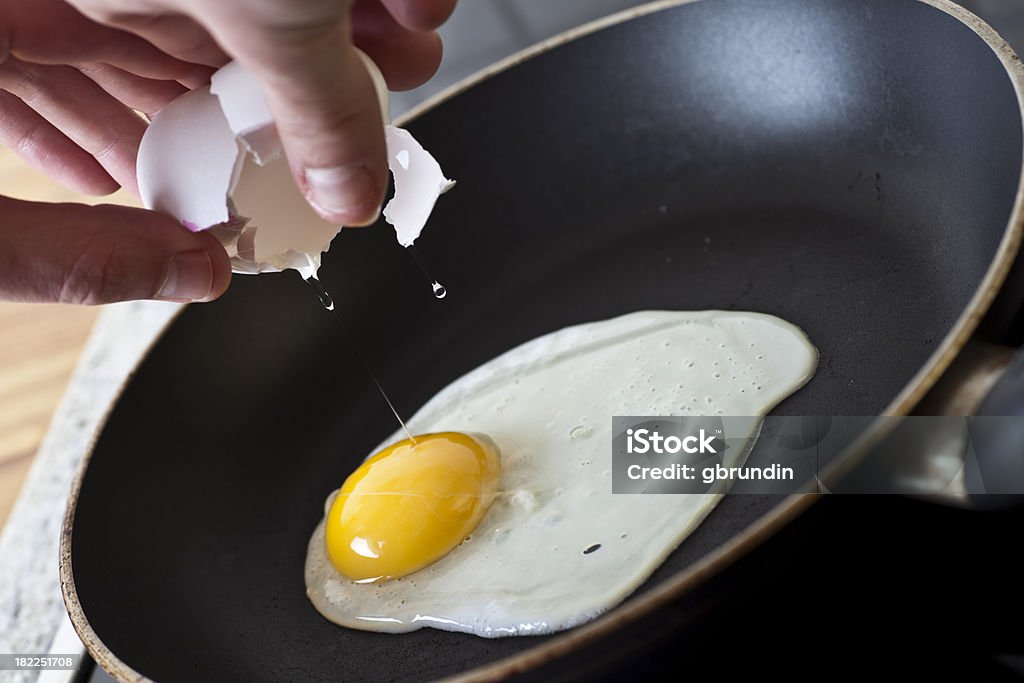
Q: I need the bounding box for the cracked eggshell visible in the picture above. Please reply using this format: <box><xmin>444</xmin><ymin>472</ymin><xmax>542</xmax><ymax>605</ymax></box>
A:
<box><xmin>137</xmin><ymin>68</ymin><xmax>339</xmax><ymax>278</ymax></box>
<box><xmin>138</xmin><ymin>51</ymin><xmax>447</xmax><ymax>279</ymax></box>
<box><xmin>137</xmin><ymin>85</ymin><xmax>239</xmax><ymax>231</ymax></box>
<box><xmin>208</xmin><ymin>51</ymin><xmax>390</xmax><ymax>164</ymax></box>
<box><xmin>209</xmin><ymin>60</ymin><xmax>280</xmax><ymax>164</ymax></box>
<box><xmin>384</xmin><ymin>126</ymin><xmax>456</xmax><ymax>247</ymax></box>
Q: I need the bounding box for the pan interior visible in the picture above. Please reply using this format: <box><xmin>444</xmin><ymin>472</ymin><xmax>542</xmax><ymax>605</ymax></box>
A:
<box><xmin>71</xmin><ymin>0</ymin><xmax>1022</xmax><ymax>680</ymax></box>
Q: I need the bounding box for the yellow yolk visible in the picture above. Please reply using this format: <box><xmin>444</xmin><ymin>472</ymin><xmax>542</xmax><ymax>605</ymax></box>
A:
<box><xmin>325</xmin><ymin>432</ymin><xmax>501</xmax><ymax>582</ymax></box>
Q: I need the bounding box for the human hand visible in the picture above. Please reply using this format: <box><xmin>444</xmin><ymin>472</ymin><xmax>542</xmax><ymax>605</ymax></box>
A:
<box><xmin>0</xmin><ymin>0</ymin><xmax>454</xmax><ymax>304</ymax></box>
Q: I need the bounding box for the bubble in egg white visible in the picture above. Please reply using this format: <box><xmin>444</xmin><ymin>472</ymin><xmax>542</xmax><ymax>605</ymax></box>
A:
<box><xmin>569</xmin><ymin>425</ymin><xmax>593</xmax><ymax>440</ymax></box>
<box><xmin>305</xmin><ymin>310</ymin><xmax>817</xmax><ymax>637</ymax></box>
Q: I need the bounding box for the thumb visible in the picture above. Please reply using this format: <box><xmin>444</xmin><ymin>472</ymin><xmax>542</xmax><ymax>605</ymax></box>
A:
<box><xmin>205</xmin><ymin>8</ymin><xmax>387</xmax><ymax>226</ymax></box>
<box><xmin>0</xmin><ymin>197</ymin><xmax>232</xmax><ymax>305</ymax></box>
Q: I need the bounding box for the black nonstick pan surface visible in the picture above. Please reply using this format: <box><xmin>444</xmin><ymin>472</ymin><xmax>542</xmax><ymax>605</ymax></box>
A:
<box><xmin>62</xmin><ymin>0</ymin><xmax>1024</xmax><ymax>680</ymax></box>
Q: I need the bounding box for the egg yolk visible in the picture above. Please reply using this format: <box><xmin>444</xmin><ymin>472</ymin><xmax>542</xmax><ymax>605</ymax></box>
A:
<box><xmin>325</xmin><ymin>432</ymin><xmax>501</xmax><ymax>582</ymax></box>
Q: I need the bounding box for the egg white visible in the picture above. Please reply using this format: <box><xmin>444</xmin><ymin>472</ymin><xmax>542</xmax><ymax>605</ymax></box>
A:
<box><xmin>305</xmin><ymin>310</ymin><xmax>817</xmax><ymax>637</ymax></box>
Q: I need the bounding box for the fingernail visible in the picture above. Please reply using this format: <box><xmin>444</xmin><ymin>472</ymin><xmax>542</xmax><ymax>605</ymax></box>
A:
<box><xmin>304</xmin><ymin>164</ymin><xmax>378</xmax><ymax>224</ymax></box>
<box><xmin>157</xmin><ymin>250</ymin><xmax>214</xmax><ymax>302</ymax></box>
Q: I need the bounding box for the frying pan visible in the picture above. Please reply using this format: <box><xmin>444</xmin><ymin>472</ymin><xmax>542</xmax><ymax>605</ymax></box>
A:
<box><xmin>59</xmin><ymin>0</ymin><xmax>1024</xmax><ymax>679</ymax></box>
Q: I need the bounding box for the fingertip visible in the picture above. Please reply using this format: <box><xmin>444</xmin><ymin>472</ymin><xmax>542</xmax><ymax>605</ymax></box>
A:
<box><xmin>0</xmin><ymin>90</ymin><xmax>123</xmax><ymax>196</ymax></box>
<box><xmin>52</xmin><ymin>154</ymin><xmax>121</xmax><ymax>196</ymax></box>
<box><xmin>67</xmin><ymin>172</ymin><xmax>122</xmax><ymax>198</ymax></box>
<box><xmin>199</xmin><ymin>232</ymin><xmax>233</xmax><ymax>301</ymax></box>
<box><xmin>358</xmin><ymin>31</ymin><xmax>443</xmax><ymax>91</ymax></box>
<box><xmin>352</xmin><ymin>2</ymin><xmax>445</xmax><ymax>90</ymax></box>
<box><xmin>154</xmin><ymin>242</ymin><xmax>231</xmax><ymax>303</ymax></box>
<box><xmin>379</xmin><ymin>0</ymin><xmax>458</xmax><ymax>32</ymax></box>
<box><xmin>394</xmin><ymin>32</ymin><xmax>442</xmax><ymax>91</ymax></box>
<box><xmin>347</xmin><ymin>205</ymin><xmax>383</xmax><ymax>228</ymax></box>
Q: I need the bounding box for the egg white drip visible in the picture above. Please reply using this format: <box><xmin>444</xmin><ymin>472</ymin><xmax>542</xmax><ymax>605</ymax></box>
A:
<box><xmin>305</xmin><ymin>310</ymin><xmax>817</xmax><ymax>637</ymax></box>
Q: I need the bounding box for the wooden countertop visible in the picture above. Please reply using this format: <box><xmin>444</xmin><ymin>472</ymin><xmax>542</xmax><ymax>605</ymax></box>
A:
<box><xmin>0</xmin><ymin>150</ymin><xmax>136</xmax><ymax>528</ymax></box>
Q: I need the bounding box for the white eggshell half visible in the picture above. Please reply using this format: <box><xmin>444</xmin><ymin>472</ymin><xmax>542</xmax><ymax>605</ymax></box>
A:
<box><xmin>137</xmin><ymin>85</ymin><xmax>239</xmax><ymax>231</ymax></box>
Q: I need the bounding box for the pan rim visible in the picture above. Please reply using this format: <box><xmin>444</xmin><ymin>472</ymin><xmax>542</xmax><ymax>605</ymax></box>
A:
<box><xmin>57</xmin><ymin>0</ymin><xmax>1024</xmax><ymax>681</ymax></box>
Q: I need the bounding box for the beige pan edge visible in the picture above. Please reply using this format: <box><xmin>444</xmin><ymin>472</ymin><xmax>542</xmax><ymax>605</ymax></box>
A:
<box><xmin>58</xmin><ymin>0</ymin><xmax>1024</xmax><ymax>681</ymax></box>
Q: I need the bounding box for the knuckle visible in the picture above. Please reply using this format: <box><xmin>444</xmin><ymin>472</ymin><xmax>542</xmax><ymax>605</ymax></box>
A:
<box><xmin>246</xmin><ymin>0</ymin><xmax>350</xmax><ymax>34</ymax></box>
<box><xmin>89</xmin><ymin>134</ymin><xmax>129</xmax><ymax>166</ymax></box>
<box><xmin>277</xmin><ymin>102</ymin><xmax>379</xmax><ymax>170</ymax></box>
<box><xmin>0</xmin><ymin>59</ymin><xmax>42</xmax><ymax>106</ymax></box>
<box><xmin>58</xmin><ymin>235</ymin><xmax>129</xmax><ymax>305</ymax></box>
<box><xmin>168</xmin><ymin>35</ymin><xmax>215</xmax><ymax>64</ymax></box>
<box><xmin>282</xmin><ymin>102</ymin><xmax>363</xmax><ymax>142</ymax></box>
<box><xmin>0</xmin><ymin>56</ymin><xmax>18</xmax><ymax>85</ymax></box>
<box><xmin>221</xmin><ymin>5</ymin><xmax>349</xmax><ymax>70</ymax></box>
<box><xmin>12</xmin><ymin>117</ymin><xmax>44</xmax><ymax>157</ymax></box>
